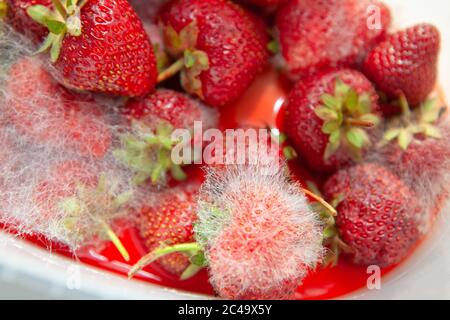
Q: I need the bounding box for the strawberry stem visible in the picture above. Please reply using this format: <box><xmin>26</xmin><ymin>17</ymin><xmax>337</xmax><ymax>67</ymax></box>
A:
<box><xmin>157</xmin><ymin>58</ymin><xmax>184</xmax><ymax>83</ymax></box>
<box><xmin>301</xmin><ymin>187</ymin><xmax>337</xmax><ymax>216</ymax></box>
<box><xmin>345</xmin><ymin>118</ymin><xmax>376</xmax><ymax>128</ymax></box>
<box><xmin>128</xmin><ymin>242</ymin><xmax>202</xmax><ymax>279</ymax></box>
<box><xmin>180</xmin><ymin>263</ymin><xmax>203</xmax><ymax>280</ymax></box>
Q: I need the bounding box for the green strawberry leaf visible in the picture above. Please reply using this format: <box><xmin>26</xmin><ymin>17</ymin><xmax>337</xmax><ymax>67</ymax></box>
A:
<box><xmin>346</xmin><ymin>128</ymin><xmax>368</xmax><ymax>149</ymax></box>
<box><xmin>283</xmin><ymin>146</ymin><xmax>298</xmax><ymax>160</ymax></box>
<box><xmin>314</xmin><ymin>106</ymin><xmax>338</xmax><ymax>121</ymax></box>
<box><xmin>322</xmin><ymin>121</ymin><xmax>340</xmax><ymax>134</ymax></box>
<box><xmin>50</xmin><ymin>33</ymin><xmax>65</xmax><ymax>63</ymax></box>
<box><xmin>321</xmin><ymin>94</ymin><xmax>340</xmax><ymax>110</ymax></box>
<box><xmin>344</xmin><ymin>89</ymin><xmax>358</xmax><ymax>113</ymax></box>
<box><xmin>420</xmin><ymin>98</ymin><xmax>441</xmax><ymax>123</ymax></box>
<box><xmin>27</xmin><ymin>5</ymin><xmax>53</xmax><ymax>26</ymax></box>
<box><xmin>163</xmin><ymin>25</ymin><xmax>183</xmax><ymax>55</ymax></box>
<box><xmin>358</xmin><ymin>93</ymin><xmax>372</xmax><ymax>114</ymax></box>
<box><xmin>329</xmin><ymin>129</ymin><xmax>341</xmax><ymax>144</ymax></box>
<box><xmin>398</xmin><ymin>129</ymin><xmax>413</xmax><ymax>150</ymax></box>
<box><xmin>334</xmin><ymin>78</ymin><xmax>350</xmax><ymax>97</ymax></box>
<box><xmin>46</xmin><ymin>19</ymin><xmax>66</xmax><ymax>34</ymax></box>
<box><xmin>422</xmin><ymin>123</ymin><xmax>442</xmax><ymax>139</ymax></box>
<box><xmin>323</xmin><ymin>227</ymin><xmax>337</xmax><ymax>239</ymax></box>
<box><xmin>190</xmin><ymin>252</ymin><xmax>207</xmax><ymax>267</ymax></box>
<box><xmin>382</xmin><ymin>128</ymin><xmax>402</xmax><ymax>143</ymax></box>
<box><xmin>318</xmin><ymin>78</ymin><xmax>378</xmax><ymax>161</ymax></box>
<box><xmin>324</xmin><ymin>139</ymin><xmax>340</xmax><ymax>160</ymax></box>
<box><xmin>179</xmin><ymin>21</ymin><xmax>199</xmax><ymax>50</ymax></box>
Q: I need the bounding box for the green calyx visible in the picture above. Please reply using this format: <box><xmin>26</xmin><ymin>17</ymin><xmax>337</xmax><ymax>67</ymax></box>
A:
<box><xmin>113</xmin><ymin>120</ymin><xmax>187</xmax><ymax>186</ymax></box>
<box><xmin>28</xmin><ymin>0</ymin><xmax>87</xmax><ymax>62</ymax></box>
<box><xmin>58</xmin><ymin>175</ymin><xmax>133</xmax><ymax>261</ymax></box>
<box><xmin>380</xmin><ymin>95</ymin><xmax>445</xmax><ymax>151</ymax></box>
<box><xmin>267</xmin><ymin>40</ymin><xmax>279</xmax><ymax>55</ymax></box>
<box><xmin>128</xmin><ymin>242</ymin><xmax>206</xmax><ymax>280</ymax></box>
<box><xmin>314</xmin><ymin>79</ymin><xmax>380</xmax><ymax>161</ymax></box>
<box><xmin>159</xmin><ymin>21</ymin><xmax>209</xmax><ymax>99</ymax></box>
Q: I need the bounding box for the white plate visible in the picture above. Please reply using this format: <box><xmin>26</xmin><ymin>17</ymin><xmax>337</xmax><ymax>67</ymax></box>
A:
<box><xmin>0</xmin><ymin>0</ymin><xmax>449</xmax><ymax>299</ymax></box>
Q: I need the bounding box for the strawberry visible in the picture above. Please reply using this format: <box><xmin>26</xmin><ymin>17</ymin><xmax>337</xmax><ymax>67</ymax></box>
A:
<box><xmin>283</xmin><ymin>69</ymin><xmax>381</xmax><ymax>174</ymax></box>
<box><xmin>5</xmin><ymin>0</ymin><xmax>52</xmax><ymax>43</ymax></box>
<box><xmin>129</xmin><ymin>0</ymin><xmax>167</xmax><ymax>22</ymax></box>
<box><xmin>375</xmin><ymin>99</ymin><xmax>449</xmax><ymax>217</ymax></box>
<box><xmin>34</xmin><ymin>160</ymin><xmax>132</xmax><ymax>260</ymax></box>
<box><xmin>128</xmin><ymin>0</ymin><xmax>169</xmax><ymax>72</ymax></box>
<box><xmin>158</xmin><ymin>0</ymin><xmax>269</xmax><ymax>107</ymax></box>
<box><xmin>323</xmin><ymin>163</ymin><xmax>421</xmax><ymax>267</ymax></box>
<box><xmin>130</xmin><ymin>160</ymin><xmax>324</xmax><ymax>300</ymax></box>
<box><xmin>363</xmin><ymin>24</ymin><xmax>440</xmax><ymax>107</ymax></box>
<box><xmin>115</xmin><ymin>89</ymin><xmax>218</xmax><ymax>185</ymax></box>
<box><xmin>204</xmin><ymin>128</ymin><xmax>283</xmax><ymax>171</ymax></box>
<box><xmin>130</xmin><ymin>179</ymin><xmax>202</xmax><ymax>278</ymax></box>
<box><xmin>26</xmin><ymin>0</ymin><xmax>157</xmax><ymax>97</ymax></box>
<box><xmin>380</xmin><ymin>134</ymin><xmax>450</xmax><ymax>199</ymax></box>
<box><xmin>198</xmin><ymin>163</ymin><xmax>323</xmax><ymax>300</ymax></box>
<box><xmin>4</xmin><ymin>57</ymin><xmax>111</xmax><ymax>158</ymax></box>
<box><xmin>275</xmin><ymin>0</ymin><xmax>391</xmax><ymax>81</ymax></box>
<box><xmin>378</xmin><ymin>96</ymin><xmax>445</xmax><ymax>153</ymax></box>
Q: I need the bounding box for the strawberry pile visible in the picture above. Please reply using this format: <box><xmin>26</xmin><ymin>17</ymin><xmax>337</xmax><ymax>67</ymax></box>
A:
<box><xmin>0</xmin><ymin>0</ymin><xmax>448</xmax><ymax>301</ymax></box>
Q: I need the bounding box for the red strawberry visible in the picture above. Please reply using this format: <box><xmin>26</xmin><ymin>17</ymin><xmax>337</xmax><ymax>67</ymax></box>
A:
<box><xmin>5</xmin><ymin>0</ymin><xmax>51</xmax><ymax>43</ymax></box>
<box><xmin>128</xmin><ymin>0</ymin><xmax>169</xmax><ymax>72</ymax></box>
<box><xmin>4</xmin><ymin>57</ymin><xmax>111</xmax><ymax>158</ymax></box>
<box><xmin>378</xmin><ymin>132</ymin><xmax>450</xmax><ymax>228</ymax></box>
<box><xmin>374</xmin><ymin>100</ymin><xmax>449</xmax><ymax>222</ymax></box>
<box><xmin>275</xmin><ymin>0</ymin><xmax>391</xmax><ymax>81</ymax></box>
<box><xmin>131</xmin><ymin>179</ymin><xmax>202</xmax><ymax>278</ymax></box>
<box><xmin>323</xmin><ymin>163</ymin><xmax>421</xmax><ymax>267</ymax></box>
<box><xmin>283</xmin><ymin>69</ymin><xmax>381</xmax><ymax>173</ymax></box>
<box><xmin>197</xmin><ymin>163</ymin><xmax>323</xmax><ymax>300</ymax></box>
<box><xmin>204</xmin><ymin>128</ymin><xmax>283</xmax><ymax>171</ymax></box>
<box><xmin>27</xmin><ymin>0</ymin><xmax>157</xmax><ymax>97</ymax></box>
<box><xmin>115</xmin><ymin>89</ymin><xmax>217</xmax><ymax>185</ymax></box>
<box><xmin>363</xmin><ymin>24</ymin><xmax>440</xmax><ymax>107</ymax></box>
<box><xmin>379</xmin><ymin>135</ymin><xmax>450</xmax><ymax>207</ymax></box>
<box><xmin>34</xmin><ymin>160</ymin><xmax>132</xmax><ymax>260</ymax></box>
<box><xmin>122</xmin><ymin>89</ymin><xmax>208</xmax><ymax>129</ymax></box>
<box><xmin>158</xmin><ymin>0</ymin><xmax>269</xmax><ymax>107</ymax></box>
